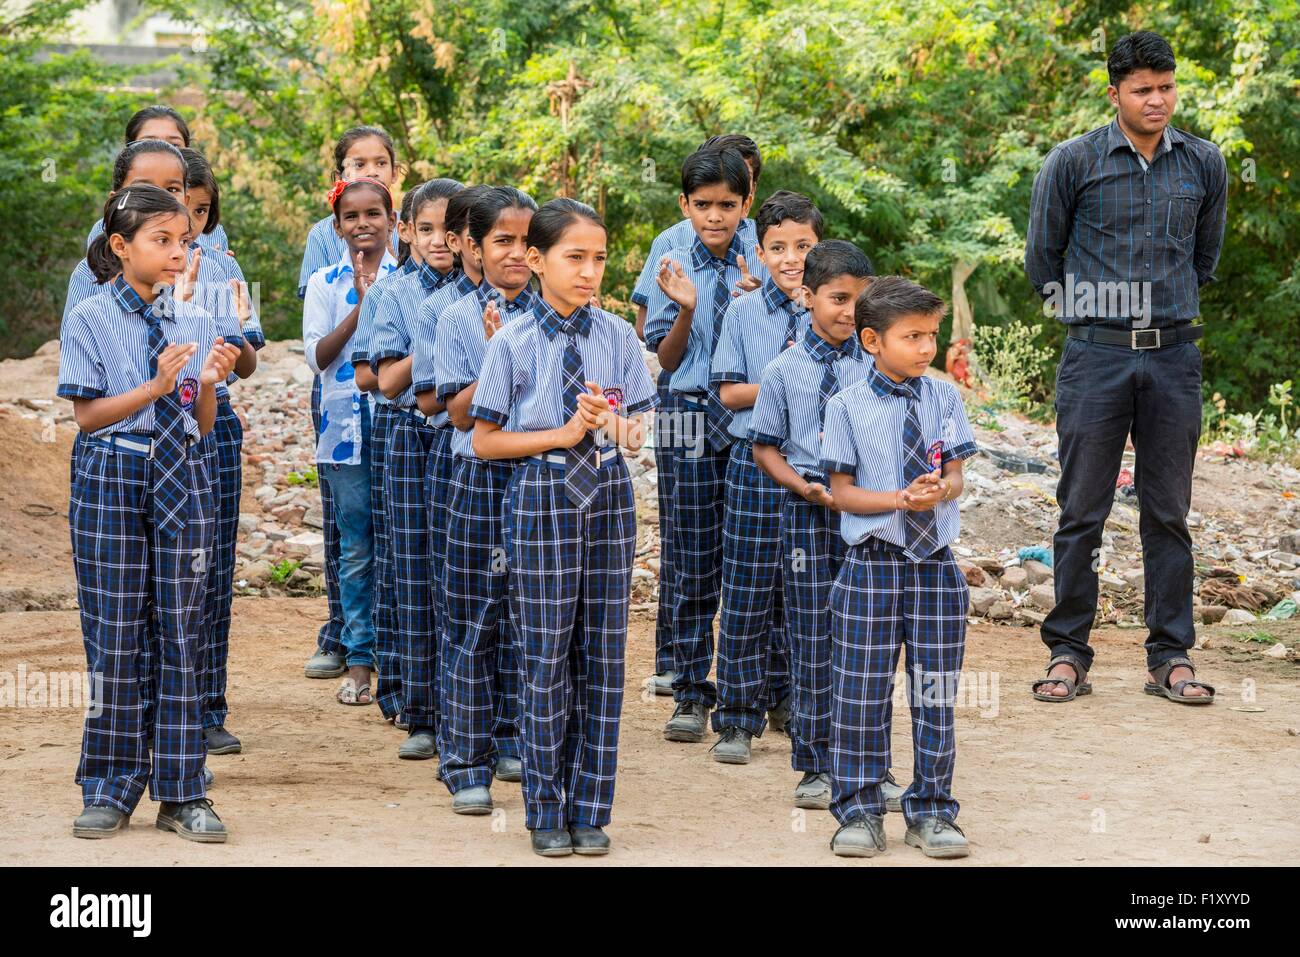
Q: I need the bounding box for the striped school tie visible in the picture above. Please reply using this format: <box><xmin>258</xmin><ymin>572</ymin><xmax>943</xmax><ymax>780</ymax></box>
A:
<box><xmin>562</xmin><ymin>330</ymin><xmax>599</xmax><ymax>509</ymax></box>
<box><xmin>896</xmin><ymin>380</ymin><xmax>940</xmax><ymax>562</ymax></box>
<box><xmin>704</xmin><ymin>257</ymin><xmax>734</xmax><ymax>450</ymax></box>
<box><xmin>143</xmin><ymin>305</ymin><xmax>191</xmax><ymax>539</ymax></box>
<box><xmin>817</xmin><ymin>351</ymin><xmax>840</xmax><ymax>427</ymax></box>
<box><xmin>785</xmin><ymin>301</ymin><xmax>803</xmax><ymax>349</ymax></box>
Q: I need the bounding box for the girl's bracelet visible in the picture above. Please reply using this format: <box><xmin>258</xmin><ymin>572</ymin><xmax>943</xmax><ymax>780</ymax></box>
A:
<box><xmin>142</xmin><ymin>381</ymin><xmax>156</xmax><ymax>403</ymax></box>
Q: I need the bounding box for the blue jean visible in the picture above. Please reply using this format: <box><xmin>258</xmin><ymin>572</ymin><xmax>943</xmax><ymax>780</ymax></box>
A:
<box><xmin>321</xmin><ymin>406</ymin><xmax>376</xmax><ymax>669</ymax></box>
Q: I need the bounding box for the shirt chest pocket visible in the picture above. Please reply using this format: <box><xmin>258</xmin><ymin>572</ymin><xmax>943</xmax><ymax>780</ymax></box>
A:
<box><xmin>1165</xmin><ymin>189</ymin><xmax>1202</xmax><ymax>244</ymax></box>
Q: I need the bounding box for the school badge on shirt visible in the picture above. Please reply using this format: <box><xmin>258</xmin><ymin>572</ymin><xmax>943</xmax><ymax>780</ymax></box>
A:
<box><xmin>179</xmin><ymin>377</ymin><xmax>199</xmax><ymax>411</ymax></box>
<box><xmin>927</xmin><ymin>440</ymin><xmax>944</xmax><ymax>470</ymax></box>
<box><xmin>602</xmin><ymin>386</ymin><xmax>624</xmax><ymax>413</ymax></box>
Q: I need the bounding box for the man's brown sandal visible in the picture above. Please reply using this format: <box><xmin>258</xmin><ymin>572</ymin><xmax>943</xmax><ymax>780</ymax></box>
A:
<box><xmin>1031</xmin><ymin>655</ymin><xmax>1092</xmax><ymax>702</ymax></box>
<box><xmin>1144</xmin><ymin>655</ymin><xmax>1215</xmax><ymax>705</ymax></box>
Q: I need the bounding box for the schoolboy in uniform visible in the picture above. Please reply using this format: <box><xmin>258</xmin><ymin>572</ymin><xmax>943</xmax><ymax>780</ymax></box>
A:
<box><xmin>643</xmin><ymin>147</ymin><xmax>758</xmax><ymax>742</ymax></box>
<box><xmin>749</xmin><ymin>240</ymin><xmax>902</xmax><ymax>812</ymax></box>
<box><xmin>819</xmin><ymin>276</ymin><xmax>978</xmax><ymax>860</ymax></box>
<box><xmin>707</xmin><ymin>191</ymin><xmax>825</xmax><ymax>763</ymax></box>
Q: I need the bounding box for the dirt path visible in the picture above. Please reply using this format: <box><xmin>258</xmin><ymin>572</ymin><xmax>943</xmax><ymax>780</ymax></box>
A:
<box><xmin>2</xmin><ymin>598</ymin><xmax>1297</xmax><ymax>866</ymax></box>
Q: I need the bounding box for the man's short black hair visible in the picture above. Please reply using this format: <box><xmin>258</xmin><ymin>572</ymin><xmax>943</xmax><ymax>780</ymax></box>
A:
<box><xmin>755</xmin><ymin>190</ymin><xmax>825</xmax><ymax>245</ymax></box>
<box><xmin>680</xmin><ymin>147</ymin><xmax>751</xmax><ymax>200</ymax></box>
<box><xmin>802</xmin><ymin>239</ymin><xmax>873</xmax><ymax>292</ymax></box>
<box><xmin>1108</xmin><ymin>31</ymin><xmax>1176</xmax><ymax>87</ymax></box>
<box><xmin>854</xmin><ymin>275</ymin><xmax>946</xmax><ymax>336</ymax></box>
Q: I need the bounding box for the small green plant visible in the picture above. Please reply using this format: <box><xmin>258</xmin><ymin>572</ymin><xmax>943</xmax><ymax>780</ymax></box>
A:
<box><xmin>1201</xmin><ymin>383</ymin><xmax>1300</xmax><ymax>462</ymax></box>
<box><xmin>971</xmin><ymin>321</ymin><xmax>1053</xmax><ymax>413</ymax></box>
<box><xmin>269</xmin><ymin>559</ymin><xmax>301</xmax><ymax>584</ymax></box>
<box><xmin>286</xmin><ymin>467</ymin><xmax>319</xmax><ymax>487</ymax></box>
<box><xmin>1236</xmin><ymin>630</ymin><xmax>1277</xmax><ymax>645</ymax></box>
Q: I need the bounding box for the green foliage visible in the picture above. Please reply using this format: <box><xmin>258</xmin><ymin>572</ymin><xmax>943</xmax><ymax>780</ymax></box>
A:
<box><xmin>972</xmin><ymin>320</ymin><xmax>1053</xmax><ymax>412</ymax></box>
<box><xmin>16</xmin><ymin>0</ymin><xmax>1300</xmax><ymax>412</ymax></box>
<box><xmin>286</xmin><ymin>467</ymin><xmax>318</xmax><ymax>487</ymax></box>
<box><xmin>268</xmin><ymin>558</ymin><xmax>300</xmax><ymax>584</ymax></box>
<box><xmin>1202</xmin><ymin>381</ymin><xmax>1300</xmax><ymax>462</ymax></box>
<box><xmin>0</xmin><ymin>1</ymin><xmax>172</xmax><ymax>355</ymax></box>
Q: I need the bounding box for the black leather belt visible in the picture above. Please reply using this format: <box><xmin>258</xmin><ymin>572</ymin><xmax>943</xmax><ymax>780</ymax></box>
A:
<box><xmin>1067</xmin><ymin>324</ymin><xmax>1202</xmax><ymax>350</ymax></box>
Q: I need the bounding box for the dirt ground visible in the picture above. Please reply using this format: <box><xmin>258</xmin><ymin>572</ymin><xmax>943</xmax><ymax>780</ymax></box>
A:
<box><xmin>2</xmin><ymin>596</ymin><xmax>1298</xmax><ymax>866</ymax></box>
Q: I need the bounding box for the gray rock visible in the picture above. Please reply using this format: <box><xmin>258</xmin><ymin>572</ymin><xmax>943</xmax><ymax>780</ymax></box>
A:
<box><xmin>1000</xmin><ymin>566</ymin><xmax>1029</xmax><ymax>590</ymax></box>
<box><xmin>1121</xmin><ymin>567</ymin><xmax>1145</xmax><ymax>591</ymax></box>
<box><xmin>967</xmin><ymin>586</ymin><xmax>1000</xmax><ymax>615</ymax></box>
<box><xmin>303</xmin><ymin>504</ymin><xmax>324</xmax><ymax>529</ymax></box>
<box><xmin>1023</xmin><ymin>560</ymin><xmax>1052</xmax><ymax>585</ymax></box>
<box><xmin>242</xmin><ymin>560</ymin><xmax>275</xmax><ymax>587</ymax></box>
<box><xmin>1029</xmin><ymin>583</ymin><xmax>1057</xmax><ymax>611</ymax></box>
<box><xmin>237</xmin><ymin>514</ymin><xmax>259</xmax><ymax>535</ymax></box>
<box><xmin>987</xmin><ymin>600</ymin><xmax>1013</xmax><ymax>620</ymax></box>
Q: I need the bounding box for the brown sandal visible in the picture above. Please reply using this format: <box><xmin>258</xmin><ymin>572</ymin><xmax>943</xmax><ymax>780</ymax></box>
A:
<box><xmin>1031</xmin><ymin>655</ymin><xmax>1092</xmax><ymax>702</ymax></box>
<box><xmin>1144</xmin><ymin>656</ymin><xmax>1215</xmax><ymax>705</ymax></box>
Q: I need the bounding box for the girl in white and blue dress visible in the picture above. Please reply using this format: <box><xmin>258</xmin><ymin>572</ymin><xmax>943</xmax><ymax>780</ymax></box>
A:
<box><xmin>60</xmin><ymin>184</ymin><xmax>240</xmax><ymax>842</ymax></box>
<box><xmin>302</xmin><ymin>177</ymin><xmax>399</xmax><ymax>707</ymax></box>
<box><xmin>471</xmin><ymin>198</ymin><xmax>658</xmax><ymax>858</ymax></box>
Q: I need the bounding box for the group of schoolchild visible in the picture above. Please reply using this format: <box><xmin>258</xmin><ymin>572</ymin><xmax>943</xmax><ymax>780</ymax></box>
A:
<box><xmin>59</xmin><ymin>106</ymin><xmax>979</xmax><ymax>861</ymax></box>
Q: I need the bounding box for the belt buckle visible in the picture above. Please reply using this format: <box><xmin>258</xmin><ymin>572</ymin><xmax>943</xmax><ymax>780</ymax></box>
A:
<box><xmin>1131</xmin><ymin>328</ymin><xmax>1161</xmax><ymax>350</ymax></box>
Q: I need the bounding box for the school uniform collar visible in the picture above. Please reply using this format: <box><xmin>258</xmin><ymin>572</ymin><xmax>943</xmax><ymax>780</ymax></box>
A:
<box><xmin>415</xmin><ymin>261</ymin><xmax>453</xmax><ymax>291</ymax></box>
<box><xmin>689</xmin><ymin>233</ymin><xmax>743</xmax><ymax>271</ymax></box>
<box><xmin>761</xmin><ymin>275</ymin><xmax>801</xmax><ymax>315</ymax></box>
<box><xmin>536</xmin><ymin>299</ymin><xmax>593</xmax><ymax>340</ymax></box>
<box><xmin>328</xmin><ymin>248</ymin><xmax>398</xmax><ymax>283</ymax></box>
<box><xmin>476</xmin><ymin>279</ymin><xmax>535</xmax><ymax>315</ymax></box>
<box><xmin>866</xmin><ymin>360</ymin><xmax>921</xmax><ymax>401</ymax></box>
<box><xmin>111</xmin><ymin>275</ymin><xmax>173</xmax><ymax>324</ymax></box>
<box><xmin>451</xmin><ymin>270</ymin><xmax>478</xmax><ymax>299</ymax></box>
<box><xmin>803</xmin><ymin>325</ymin><xmax>860</xmax><ymax>364</ymax></box>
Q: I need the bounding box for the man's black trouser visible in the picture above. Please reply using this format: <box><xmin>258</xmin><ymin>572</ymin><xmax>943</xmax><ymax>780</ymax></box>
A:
<box><xmin>1041</xmin><ymin>330</ymin><xmax>1202</xmax><ymax>672</ymax></box>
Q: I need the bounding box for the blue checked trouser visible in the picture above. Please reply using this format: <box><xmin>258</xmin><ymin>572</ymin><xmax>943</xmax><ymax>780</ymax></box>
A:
<box><xmin>509</xmin><ymin>459</ymin><xmax>635</xmax><ymax>830</ymax></box>
<box><xmin>370</xmin><ymin>404</ymin><xmax>402</xmax><ymax>719</ymax></box>
<box><xmin>201</xmin><ymin>398</ymin><xmax>242</xmax><ymax>730</ymax></box>
<box><xmin>652</xmin><ymin>374</ymin><xmax>677</xmax><ymax>675</ymax></box>
<box><xmin>669</xmin><ymin>411</ymin><xmax>729</xmax><ymax>706</ymax></box>
<box><xmin>828</xmin><ymin>541</ymin><xmax>967</xmax><ymax>825</ymax></box>
<box><xmin>441</xmin><ymin>457</ymin><xmax>521</xmax><ymax>793</ymax></box>
<box><xmin>783</xmin><ymin>493</ymin><xmax>846</xmax><ymax>773</ymax></box>
<box><xmin>71</xmin><ymin>440</ymin><xmax>214</xmax><ymax>811</ymax></box>
<box><xmin>311</xmin><ymin>377</ymin><xmax>344</xmax><ymax>657</ymax></box>
<box><xmin>712</xmin><ymin>442</ymin><xmax>791</xmax><ymax>735</ymax></box>
<box><xmin>386</xmin><ymin>412</ymin><xmax>438</xmax><ymax>733</ymax></box>
<box><xmin>423</xmin><ymin>426</ymin><xmax>454</xmax><ymax>751</ymax></box>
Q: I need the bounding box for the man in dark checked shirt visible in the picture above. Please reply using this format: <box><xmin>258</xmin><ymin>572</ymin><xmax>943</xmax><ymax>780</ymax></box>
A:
<box><xmin>1025</xmin><ymin>31</ymin><xmax>1227</xmax><ymax>706</ymax></box>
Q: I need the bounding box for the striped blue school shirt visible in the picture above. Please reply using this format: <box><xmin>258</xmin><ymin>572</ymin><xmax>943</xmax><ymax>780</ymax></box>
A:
<box><xmin>345</xmin><ymin>254</ymin><xmax>410</xmax><ymax>400</ymax></box>
<box><xmin>630</xmin><ymin>217</ymin><xmax>762</xmax><ymax>306</ymax></box>
<box><xmin>819</xmin><ymin>366</ymin><xmax>979</xmax><ymax>551</ymax></box>
<box><xmin>643</xmin><ymin>232</ymin><xmax>761</xmax><ymax>397</ymax></box>
<box><xmin>303</xmin><ymin>247</ymin><xmax>398</xmax><ymax>463</ymax></box>
<box><xmin>750</xmin><ymin>326</ymin><xmax>874</xmax><ymax>478</ymax></box>
<box><xmin>63</xmin><ymin>249</ymin><xmax>246</xmax><ymax>398</ymax></box>
<box><xmin>297</xmin><ymin>214</ymin><xmax>400</xmax><ymax>298</ymax></box>
<box><xmin>434</xmin><ymin>280</ymin><xmax>536</xmax><ymax>459</ymax></box>
<box><xmin>88</xmin><ymin>218</ymin><xmax>229</xmax><ymax>253</ymax></box>
<box><xmin>410</xmin><ymin>270</ymin><xmax>479</xmax><ymax>406</ymax></box>
<box><xmin>371</xmin><ymin>262</ymin><xmax>457</xmax><ymax>422</ymax></box>
<box><xmin>57</xmin><ymin>276</ymin><xmax>216</xmax><ymax>441</ymax></box>
<box><xmin>470</xmin><ymin>299</ymin><xmax>658</xmax><ymax>443</ymax></box>
<box><xmin>710</xmin><ymin>276</ymin><xmax>811</xmax><ymax>442</ymax></box>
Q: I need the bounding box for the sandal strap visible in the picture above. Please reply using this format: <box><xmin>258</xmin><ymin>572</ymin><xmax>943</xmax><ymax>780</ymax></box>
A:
<box><xmin>1170</xmin><ymin>679</ymin><xmax>1215</xmax><ymax>697</ymax></box>
<box><xmin>1152</xmin><ymin>656</ymin><xmax>1195</xmax><ymax>688</ymax></box>
<box><xmin>1044</xmin><ymin>654</ymin><xmax>1086</xmax><ymax>683</ymax></box>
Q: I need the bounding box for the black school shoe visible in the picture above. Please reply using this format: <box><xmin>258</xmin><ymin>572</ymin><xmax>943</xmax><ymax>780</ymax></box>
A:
<box><xmin>72</xmin><ymin>806</ymin><xmax>130</xmax><ymax>839</ymax></box>
<box><xmin>569</xmin><ymin>825</ymin><xmax>610</xmax><ymax>856</ymax></box>
<box><xmin>204</xmin><ymin>726</ymin><xmax>242</xmax><ymax>754</ymax></box>
<box><xmin>531</xmin><ymin>828</ymin><xmax>573</xmax><ymax>857</ymax></box>
<box><xmin>156</xmin><ymin>798</ymin><xmax>228</xmax><ymax>843</ymax></box>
